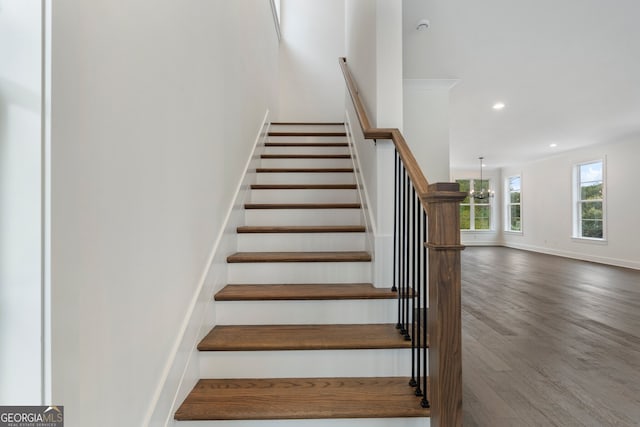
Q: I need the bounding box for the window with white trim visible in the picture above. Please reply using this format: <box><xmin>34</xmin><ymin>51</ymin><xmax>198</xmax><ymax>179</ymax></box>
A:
<box><xmin>574</xmin><ymin>160</ymin><xmax>605</xmax><ymax>239</ymax></box>
<box><xmin>457</xmin><ymin>179</ymin><xmax>492</xmax><ymax>231</ymax></box>
<box><xmin>506</xmin><ymin>175</ymin><xmax>521</xmax><ymax>232</ymax></box>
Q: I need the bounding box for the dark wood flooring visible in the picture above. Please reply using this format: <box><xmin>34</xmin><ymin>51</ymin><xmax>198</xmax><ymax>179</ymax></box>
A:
<box><xmin>462</xmin><ymin>247</ymin><xmax>640</xmax><ymax>426</ymax></box>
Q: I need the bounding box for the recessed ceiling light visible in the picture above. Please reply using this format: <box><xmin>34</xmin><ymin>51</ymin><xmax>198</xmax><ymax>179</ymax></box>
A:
<box><xmin>549</xmin><ymin>143</ymin><xmax>558</xmax><ymax>148</ymax></box>
<box><xmin>492</xmin><ymin>102</ymin><xmax>505</xmax><ymax>110</ymax></box>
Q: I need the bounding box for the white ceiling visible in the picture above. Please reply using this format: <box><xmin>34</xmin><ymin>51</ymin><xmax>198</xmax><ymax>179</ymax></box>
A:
<box><xmin>403</xmin><ymin>0</ymin><xmax>640</xmax><ymax>170</ymax></box>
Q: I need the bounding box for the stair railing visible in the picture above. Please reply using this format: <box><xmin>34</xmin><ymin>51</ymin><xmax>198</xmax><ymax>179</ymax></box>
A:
<box><xmin>339</xmin><ymin>57</ymin><xmax>465</xmax><ymax>427</ymax></box>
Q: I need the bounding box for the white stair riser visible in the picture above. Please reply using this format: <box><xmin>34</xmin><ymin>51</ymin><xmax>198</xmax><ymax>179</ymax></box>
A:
<box><xmin>216</xmin><ymin>299</ymin><xmax>397</xmax><ymax>325</ymax></box>
<box><xmin>237</xmin><ymin>233</ymin><xmax>366</xmax><ymax>252</ymax></box>
<box><xmin>260</xmin><ymin>158</ymin><xmax>352</xmax><ymax>168</ymax></box>
<box><xmin>264</xmin><ymin>146</ymin><xmax>350</xmax><ymax>155</ymax></box>
<box><xmin>178</xmin><ymin>418</ymin><xmax>430</xmax><ymax>427</ymax></box>
<box><xmin>199</xmin><ymin>348</ymin><xmax>412</xmax><ymax>378</ymax></box>
<box><xmin>249</xmin><ymin>189</ymin><xmax>358</xmax><ymax>204</ymax></box>
<box><xmin>269</xmin><ymin>125</ymin><xmax>346</xmax><ymax>133</ymax></box>
<box><xmin>256</xmin><ymin>172</ymin><xmax>355</xmax><ymax>185</ymax></box>
<box><xmin>244</xmin><ymin>209</ymin><xmax>362</xmax><ymax>226</ymax></box>
<box><xmin>227</xmin><ymin>261</ymin><xmax>371</xmax><ymax>284</ymax></box>
<box><xmin>268</xmin><ymin>136</ymin><xmax>347</xmax><ymax>143</ymax></box>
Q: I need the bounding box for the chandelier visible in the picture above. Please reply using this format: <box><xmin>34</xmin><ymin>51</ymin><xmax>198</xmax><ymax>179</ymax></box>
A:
<box><xmin>469</xmin><ymin>156</ymin><xmax>494</xmax><ymax>200</ymax></box>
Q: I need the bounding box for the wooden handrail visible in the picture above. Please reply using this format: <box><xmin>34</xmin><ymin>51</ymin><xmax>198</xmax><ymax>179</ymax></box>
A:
<box><xmin>340</xmin><ymin>56</ymin><xmax>464</xmax><ymax>427</ymax></box>
<box><xmin>338</xmin><ymin>58</ymin><xmax>430</xmax><ymax>201</ymax></box>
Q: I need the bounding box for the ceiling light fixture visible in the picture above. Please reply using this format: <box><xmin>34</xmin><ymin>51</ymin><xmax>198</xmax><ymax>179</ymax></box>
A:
<box><xmin>469</xmin><ymin>157</ymin><xmax>495</xmax><ymax>200</ymax></box>
<box><xmin>492</xmin><ymin>102</ymin><xmax>505</xmax><ymax>110</ymax></box>
<box><xmin>549</xmin><ymin>143</ymin><xmax>558</xmax><ymax>148</ymax></box>
<box><xmin>416</xmin><ymin>19</ymin><xmax>430</xmax><ymax>31</ymax></box>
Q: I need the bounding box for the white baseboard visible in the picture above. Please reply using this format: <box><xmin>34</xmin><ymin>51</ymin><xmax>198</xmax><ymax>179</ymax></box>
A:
<box><xmin>144</xmin><ymin>110</ymin><xmax>271</xmax><ymax>427</ymax></box>
<box><xmin>463</xmin><ymin>241</ymin><xmax>502</xmax><ymax>247</ymax></box>
<box><xmin>502</xmin><ymin>242</ymin><xmax>640</xmax><ymax>270</ymax></box>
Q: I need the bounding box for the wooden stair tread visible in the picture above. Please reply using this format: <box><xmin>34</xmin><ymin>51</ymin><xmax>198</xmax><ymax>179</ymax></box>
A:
<box><xmin>227</xmin><ymin>251</ymin><xmax>371</xmax><ymax>263</ymax></box>
<box><xmin>250</xmin><ymin>184</ymin><xmax>357</xmax><ymax>190</ymax></box>
<box><xmin>237</xmin><ymin>225</ymin><xmax>365</xmax><ymax>233</ymax></box>
<box><xmin>269</xmin><ymin>131</ymin><xmax>347</xmax><ymax>137</ymax></box>
<box><xmin>174</xmin><ymin>377</ymin><xmax>429</xmax><ymax>420</ymax></box>
<box><xmin>265</xmin><ymin>142</ymin><xmax>348</xmax><ymax>147</ymax></box>
<box><xmin>256</xmin><ymin>167</ymin><xmax>353</xmax><ymax>173</ymax></box>
<box><xmin>261</xmin><ymin>154</ymin><xmax>351</xmax><ymax>159</ymax></box>
<box><xmin>198</xmin><ymin>324</ymin><xmax>411</xmax><ymax>351</ymax></box>
<box><xmin>215</xmin><ymin>283</ymin><xmax>396</xmax><ymax>301</ymax></box>
<box><xmin>244</xmin><ymin>203</ymin><xmax>361</xmax><ymax>209</ymax></box>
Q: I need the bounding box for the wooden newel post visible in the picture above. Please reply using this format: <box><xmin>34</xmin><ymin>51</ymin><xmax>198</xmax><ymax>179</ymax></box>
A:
<box><xmin>422</xmin><ymin>182</ymin><xmax>466</xmax><ymax>427</ymax></box>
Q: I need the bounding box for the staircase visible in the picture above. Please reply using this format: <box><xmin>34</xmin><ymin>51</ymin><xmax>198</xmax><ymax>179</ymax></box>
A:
<box><xmin>174</xmin><ymin>123</ymin><xmax>430</xmax><ymax>425</ymax></box>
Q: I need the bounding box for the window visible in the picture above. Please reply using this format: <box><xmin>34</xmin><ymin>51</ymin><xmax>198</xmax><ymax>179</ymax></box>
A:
<box><xmin>574</xmin><ymin>160</ymin><xmax>605</xmax><ymax>239</ymax></box>
<box><xmin>457</xmin><ymin>179</ymin><xmax>492</xmax><ymax>231</ymax></box>
<box><xmin>506</xmin><ymin>176</ymin><xmax>521</xmax><ymax>232</ymax></box>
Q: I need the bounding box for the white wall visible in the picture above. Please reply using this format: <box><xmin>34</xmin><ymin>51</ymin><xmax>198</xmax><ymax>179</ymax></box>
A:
<box><xmin>402</xmin><ymin>0</ymin><xmax>434</xmax><ymax>80</ymax></box>
<box><xmin>344</xmin><ymin>0</ymin><xmax>403</xmax><ymax>286</ymax></box>
<box><xmin>49</xmin><ymin>1</ymin><xmax>279</xmax><ymax>426</ymax></box>
<box><xmin>0</xmin><ymin>0</ymin><xmax>43</xmax><ymax>404</ymax></box>
<box><xmin>278</xmin><ymin>0</ymin><xmax>345</xmax><ymax>121</ymax></box>
<box><xmin>344</xmin><ymin>0</ymin><xmax>378</xmax><ymax>235</ymax></box>
<box><xmin>401</xmin><ymin>1</ymin><xmax>455</xmax><ymax>185</ymax></box>
<box><xmin>344</xmin><ymin>0</ymin><xmax>404</xmax><ymax>217</ymax></box>
<box><xmin>403</xmin><ymin>80</ymin><xmax>455</xmax><ymax>184</ymax></box>
<box><xmin>501</xmin><ymin>137</ymin><xmax>640</xmax><ymax>270</ymax></box>
<box><xmin>375</xmin><ymin>0</ymin><xmax>403</xmax><ymax>129</ymax></box>
<box><xmin>345</xmin><ymin>0</ymin><xmax>377</xmax><ymax>123</ymax></box>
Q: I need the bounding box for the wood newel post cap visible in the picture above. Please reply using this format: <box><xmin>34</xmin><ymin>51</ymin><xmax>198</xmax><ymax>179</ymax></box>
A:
<box><xmin>421</xmin><ymin>182</ymin><xmax>467</xmax><ymax>205</ymax></box>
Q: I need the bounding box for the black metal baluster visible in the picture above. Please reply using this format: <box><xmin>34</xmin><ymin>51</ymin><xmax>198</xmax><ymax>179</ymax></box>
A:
<box><xmin>397</xmin><ymin>164</ymin><xmax>405</xmax><ymax>334</ymax></box>
<box><xmin>404</xmin><ymin>183</ymin><xmax>416</xmax><ymax>344</ymax></box>
<box><xmin>392</xmin><ymin>151</ymin><xmax>398</xmax><ymax>294</ymax></box>
<box><xmin>399</xmin><ymin>165</ymin><xmax>404</xmax><ymax>335</ymax></box>
<box><xmin>402</xmin><ymin>168</ymin><xmax>410</xmax><ymax>339</ymax></box>
<box><xmin>399</xmin><ymin>166</ymin><xmax>406</xmax><ymax>336</ymax></box>
<box><xmin>410</xmin><ymin>188</ymin><xmax>419</xmax><ymax>388</ymax></box>
<box><xmin>421</xmin><ymin>209</ymin><xmax>430</xmax><ymax>408</ymax></box>
<box><xmin>414</xmin><ymin>195</ymin><xmax>424</xmax><ymax>396</ymax></box>
<box><xmin>408</xmin><ymin>186</ymin><xmax>415</xmax><ymax>383</ymax></box>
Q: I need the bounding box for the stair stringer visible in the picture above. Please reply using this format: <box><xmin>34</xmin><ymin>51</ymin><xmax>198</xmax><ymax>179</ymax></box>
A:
<box><xmin>145</xmin><ymin>111</ymin><xmax>271</xmax><ymax>427</ymax></box>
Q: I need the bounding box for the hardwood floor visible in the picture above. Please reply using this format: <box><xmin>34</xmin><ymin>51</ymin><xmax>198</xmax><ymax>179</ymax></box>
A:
<box><xmin>462</xmin><ymin>247</ymin><xmax>640</xmax><ymax>426</ymax></box>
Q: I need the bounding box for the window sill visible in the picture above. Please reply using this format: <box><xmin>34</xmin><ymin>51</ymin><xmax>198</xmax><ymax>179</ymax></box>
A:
<box><xmin>504</xmin><ymin>230</ymin><xmax>523</xmax><ymax>236</ymax></box>
<box><xmin>461</xmin><ymin>230</ymin><xmax>495</xmax><ymax>233</ymax></box>
<box><xmin>571</xmin><ymin>236</ymin><xmax>608</xmax><ymax>245</ymax></box>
